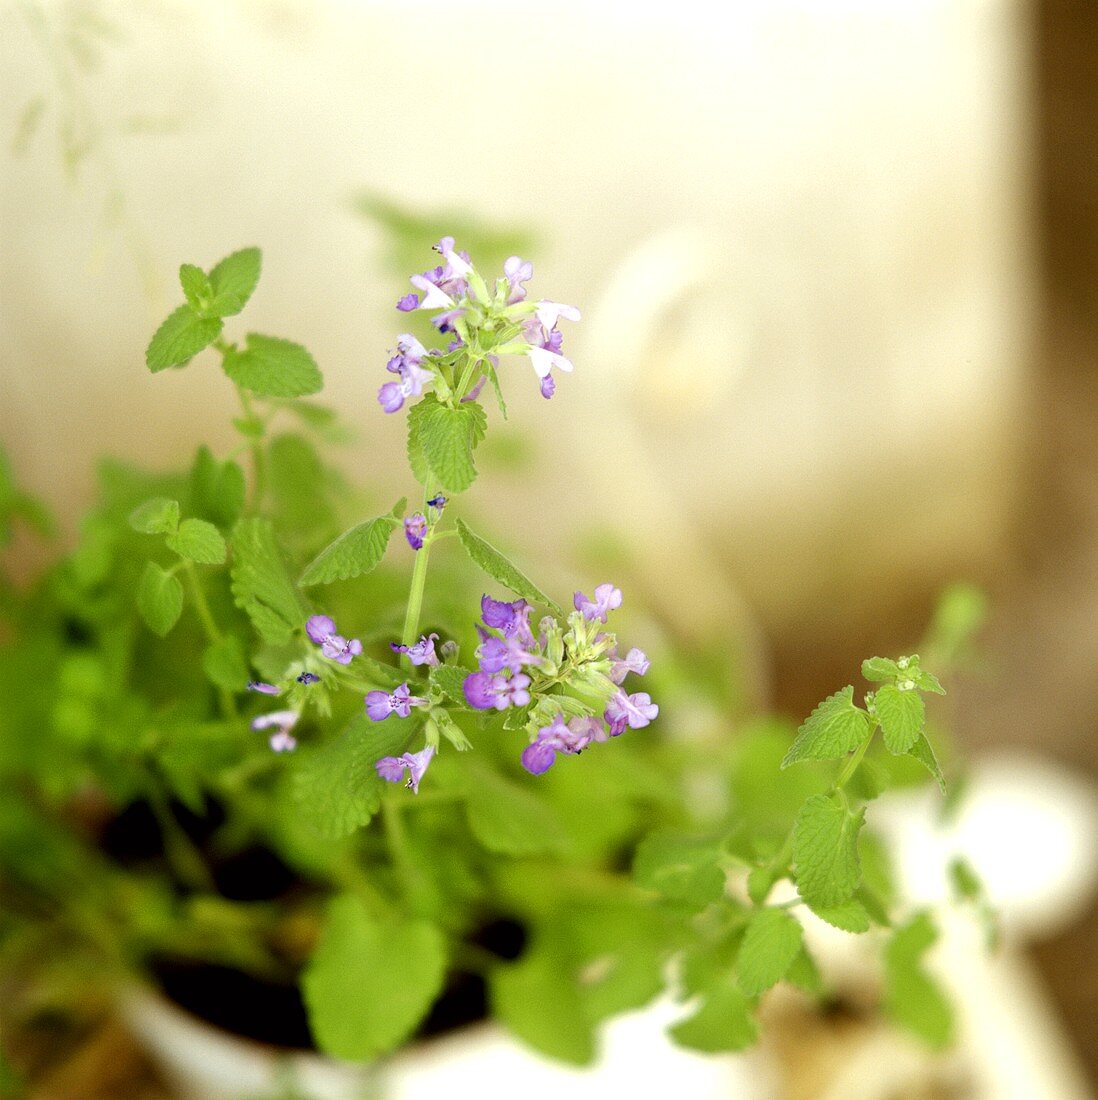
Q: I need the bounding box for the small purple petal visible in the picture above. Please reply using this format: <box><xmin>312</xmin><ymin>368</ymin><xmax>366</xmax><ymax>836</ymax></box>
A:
<box><xmin>610</xmin><ymin>646</ymin><xmax>650</xmax><ymax>684</ymax></box>
<box><xmin>365</xmin><ymin>690</ymin><xmax>393</xmax><ymax>722</ymax></box>
<box><xmin>574</xmin><ymin>583</ymin><xmax>623</xmax><ymax>624</ymax></box>
<box><xmin>396</xmin><ymin>292</ymin><xmax>419</xmax><ymax>312</ymax></box>
<box><xmin>464</xmin><ymin>671</ymin><xmax>501</xmax><ymax>710</ymax></box>
<box><xmin>404</xmin><ymin>514</ymin><xmax>428</xmax><ymax>551</ymax></box>
<box><xmin>539</xmin><ymin>373</ymin><xmax>555</xmax><ymax>400</ymax></box>
<box><xmin>269</xmin><ymin>730</ymin><xmax>297</xmax><ymax>753</ymax></box>
<box><xmin>376</xmin><ymin>756</ymin><xmax>406</xmax><ymax>783</ymax></box>
<box><xmin>296</xmin><ymin>672</ymin><xmax>320</xmax><ymax>685</ymax></box>
<box><xmin>604</xmin><ymin>689</ymin><xmax>659</xmax><ymax>732</ymax></box>
<box><xmin>306</xmin><ymin>615</ymin><xmax>336</xmax><ymax>645</ymax></box>
<box><xmin>521</xmin><ymin>739</ymin><xmax>557</xmax><ymax>775</ymax></box>
<box><xmin>378</xmin><ymin>381</ymin><xmax>405</xmax><ymax>413</ymax></box>
<box><xmin>247</xmin><ymin>681</ymin><xmax>281</xmax><ymax>696</ymax></box>
<box><xmin>391</xmin><ymin>633</ymin><xmax>439</xmax><ymax>667</ymax></box>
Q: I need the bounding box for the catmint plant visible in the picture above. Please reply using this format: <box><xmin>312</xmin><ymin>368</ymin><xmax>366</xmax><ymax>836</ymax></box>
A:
<box><xmin>0</xmin><ymin>235</ymin><xmax>988</xmax><ymax>1079</ymax></box>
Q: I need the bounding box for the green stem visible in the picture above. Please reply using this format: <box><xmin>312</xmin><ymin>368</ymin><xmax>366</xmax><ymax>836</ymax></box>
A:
<box><xmin>183</xmin><ymin>561</ymin><xmax>237</xmax><ymax>719</ymax></box>
<box><xmin>400</xmin><ymin>484</ymin><xmax>436</xmax><ymax>657</ymax></box>
<box><xmin>834</xmin><ymin>728</ymin><xmax>875</xmax><ymax>792</ymax></box>
<box><xmin>233</xmin><ymin>382</ymin><xmax>266</xmax><ymax>510</ymax></box>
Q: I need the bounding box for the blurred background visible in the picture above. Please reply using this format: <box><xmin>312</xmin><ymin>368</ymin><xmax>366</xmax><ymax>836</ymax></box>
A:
<box><xmin>1</xmin><ymin>0</ymin><xmax>1097</xmax><ymax>1094</ymax></box>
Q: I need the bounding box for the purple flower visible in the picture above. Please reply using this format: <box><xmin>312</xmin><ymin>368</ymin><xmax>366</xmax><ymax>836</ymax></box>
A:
<box><xmin>251</xmin><ymin>709</ymin><xmax>299</xmax><ymax>753</ymax></box>
<box><xmin>378</xmin><ymin>334</ymin><xmax>433</xmax><ymax>414</ymax></box>
<box><xmin>535</xmin><ymin>300</ymin><xmax>581</xmax><ymax>331</ymax></box>
<box><xmin>427</xmin><ymin>494</ymin><xmax>447</xmax><ymax>511</ymax></box>
<box><xmin>481</xmin><ymin>595</ymin><xmax>534</xmax><ymax>643</ymax></box>
<box><xmin>522</xmin><ymin>317</ymin><xmax>574</xmax><ymax>382</ymax></box>
<box><xmin>604</xmin><ymin>690</ymin><xmax>659</xmax><ymax>736</ymax></box>
<box><xmin>574</xmin><ymin>583</ymin><xmax>623</xmax><ymax>624</ymax></box>
<box><xmin>247</xmin><ymin>681</ymin><xmax>280</xmax><ymax>696</ymax></box>
<box><xmin>434</xmin><ymin>236</ymin><xmax>472</xmax><ymax>277</ymax></box>
<box><xmin>503</xmin><ymin>256</ymin><xmax>534</xmax><ymax>303</ymax></box>
<box><xmin>396</xmin><ymin>292</ymin><xmax>419</xmax><ymax>312</ymax></box>
<box><xmin>610</xmin><ymin>646</ymin><xmax>649</xmax><ymax>684</ymax></box>
<box><xmin>404</xmin><ymin>513</ymin><xmax>428</xmax><ymax>551</ymax></box>
<box><xmin>520</xmin><ymin>714</ymin><xmax>606</xmax><ymax>775</ymax></box>
<box><xmin>296</xmin><ymin>672</ymin><xmax>320</xmax><ymax>685</ymax></box>
<box><xmin>463</xmin><ymin>671</ymin><xmax>531</xmax><ymax>711</ymax></box>
<box><xmin>391</xmin><ymin>632</ymin><xmax>440</xmax><ymax>667</ymax></box>
<box><xmin>376</xmin><ymin>745</ymin><xmax>435</xmax><ymax>794</ymax></box>
<box><xmin>306</xmin><ymin>615</ymin><xmax>363</xmax><ymax>665</ymax></box>
<box><xmin>364</xmin><ymin>682</ymin><xmax>426</xmax><ymax>721</ymax></box>
<box><xmin>539</xmin><ymin>373</ymin><xmax>556</xmax><ymax>400</ymax></box>
<box><xmin>476</xmin><ymin>627</ymin><xmax>537</xmax><ymax>675</ymax></box>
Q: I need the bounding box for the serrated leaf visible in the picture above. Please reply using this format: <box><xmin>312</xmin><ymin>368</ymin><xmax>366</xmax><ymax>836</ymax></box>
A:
<box><xmin>875</xmin><ymin>684</ymin><xmax>925</xmax><ymax>754</ymax></box>
<box><xmin>782</xmin><ymin>686</ymin><xmax>871</xmax><ymax>767</ymax></box>
<box><xmin>430</xmin><ymin>665</ymin><xmax>475</xmax><ymax>709</ymax></box>
<box><xmin>792</xmin><ymin>794</ymin><xmax>864</xmax><ymax>907</ymax></box>
<box><xmin>129</xmin><ymin>497</ymin><xmax>179</xmax><ymax>535</ymax></box>
<box><xmin>206</xmin><ymin>247</ymin><xmax>261</xmax><ymax>317</ymax></box>
<box><xmin>292</xmin><ymin>714</ymin><xmax>412</xmax><ymax>838</ymax></box>
<box><xmin>737</xmin><ymin>908</ymin><xmax>803</xmax><ymax>996</ymax></box>
<box><xmin>808</xmin><ymin>897</ymin><xmax>872</xmax><ymax>933</ymax></box>
<box><xmin>862</xmin><ymin>656</ymin><xmax>902</xmax><ymax>683</ymax></box>
<box><xmin>179</xmin><ymin>263</ymin><xmax>212</xmax><ymax>309</ymax></box>
<box><xmin>406</xmin><ymin>400</ymin><xmax>431</xmax><ymax>484</ymax></box>
<box><xmin>202</xmin><ymin>636</ymin><xmax>249</xmax><ymax>691</ymax></box>
<box><xmin>413</xmin><ymin>395</ymin><xmax>481</xmax><ymax>493</ymax></box>
<box><xmin>302</xmin><ymin>895</ymin><xmax>446</xmax><ymax>1060</ymax></box>
<box><xmin>136</xmin><ymin>562</ymin><xmax>183</xmax><ymax>636</ymax></box>
<box><xmin>189</xmin><ymin>446</ymin><xmax>245</xmax><ymax>528</ymax></box>
<box><xmin>785</xmin><ymin>948</ymin><xmax>824</xmax><ymax>995</ymax></box>
<box><xmin>907</xmin><ymin>731</ymin><xmax>946</xmax><ymax>794</ymax></box>
<box><xmin>299</xmin><ymin>501</ymin><xmax>405</xmax><ymax>586</ymax></box>
<box><xmin>914</xmin><ymin>668</ymin><xmax>946</xmax><ymax>695</ymax></box>
<box><xmin>229</xmin><ymin>518</ymin><xmax>307</xmax><ymax>644</ymax></box>
<box><xmin>166</xmin><ymin>518</ymin><xmax>227</xmax><ymax>564</ymax></box>
<box><xmin>146</xmin><ymin>305</ymin><xmax>222</xmax><ymax>372</ymax></box>
<box><xmin>634</xmin><ymin>830</ymin><xmax>726</xmax><ymax>909</ymax></box>
<box><xmin>223</xmin><ymin>334</ymin><xmax>322</xmax><ymax>398</ymax></box>
<box><xmin>883</xmin><ymin>912</ymin><xmax>954</xmax><ymax>1049</ymax></box>
<box><xmin>669</xmin><ymin>978</ymin><xmax>758</xmax><ymax>1053</ymax></box>
<box><xmin>463</xmin><ymin>764</ymin><xmax>566</xmax><ymax>855</ymax></box>
<box><xmin>492</xmin><ymin>947</ymin><xmax>597</xmax><ymax>1066</ymax></box>
<box><xmin>455</xmin><ymin>519</ymin><xmax>560</xmax><ymax>612</ymax></box>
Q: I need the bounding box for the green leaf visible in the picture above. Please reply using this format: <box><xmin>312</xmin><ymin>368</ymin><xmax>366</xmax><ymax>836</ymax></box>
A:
<box><xmin>229</xmin><ymin>518</ymin><xmax>308</xmax><ymax>644</ymax></box>
<box><xmin>808</xmin><ymin>897</ymin><xmax>872</xmax><ymax>933</ymax></box>
<box><xmin>782</xmin><ymin>686</ymin><xmax>871</xmax><ymax>767</ymax></box>
<box><xmin>875</xmin><ymin>684</ymin><xmax>925</xmax><ymax>754</ymax></box>
<box><xmin>948</xmin><ymin>857</ymin><xmax>982</xmax><ymax>902</ymax></box>
<box><xmin>303</xmin><ymin>895</ymin><xmax>446</xmax><ymax>1060</ymax></box>
<box><xmin>747</xmin><ymin>865</ymin><xmax>778</xmax><ymax>906</ymax></box>
<box><xmin>785</xmin><ymin>948</ymin><xmax>824</xmax><ymax>995</ymax></box>
<box><xmin>146</xmin><ymin>305</ymin><xmax>222</xmax><ymax>372</ymax></box>
<box><xmin>406</xmin><ymin>399</ymin><xmax>431</xmax><ymax>484</ymax></box>
<box><xmin>793</xmin><ymin>794</ymin><xmax>864</xmax><ymax>907</ymax></box>
<box><xmin>492</xmin><ymin>947</ymin><xmax>597</xmax><ymax>1066</ymax></box>
<box><xmin>299</xmin><ymin>500</ymin><xmax>405</xmax><ymax>586</ymax></box>
<box><xmin>914</xmin><ymin>668</ymin><xmax>946</xmax><ymax>695</ymax></box>
<box><xmin>669</xmin><ymin>978</ymin><xmax>758</xmax><ymax>1053</ymax></box>
<box><xmin>737</xmin><ymin>908</ymin><xmax>803</xmax><ymax>996</ymax></box>
<box><xmin>136</xmin><ymin>562</ymin><xmax>183</xmax><ymax>637</ymax></box>
<box><xmin>412</xmin><ymin>395</ymin><xmax>483</xmax><ymax>493</ymax></box>
<box><xmin>128</xmin><ymin>496</ymin><xmax>180</xmax><ymax>535</ymax></box>
<box><xmin>907</xmin><ymin>731</ymin><xmax>946</xmax><ymax>794</ymax></box>
<box><xmin>179</xmin><ymin>263</ymin><xmax>212</xmax><ymax>309</ymax></box>
<box><xmin>883</xmin><ymin>913</ymin><xmax>954</xmax><ymax>1049</ymax></box>
<box><xmin>463</xmin><ymin>765</ymin><xmax>566</xmax><ymax>855</ymax></box>
<box><xmin>189</xmin><ymin>446</ymin><xmax>245</xmax><ymax>528</ymax></box>
<box><xmin>166</xmin><ymin>518</ymin><xmax>227</xmax><ymax>564</ymax></box>
<box><xmin>223</xmin><ymin>334</ymin><xmax>322</xmax><ymax>398</ymax></box>
<box><xmin>202</xmin><ymin>636</ymin><xmax>249</xmax><ymax>691</ymax></box>
<box><xmin>455</xmin><ymin>519</ymin><xmax>560</xmax><ymax>612</ymax></box>
<box><xmin>430</xmin><ymin>664</ymin><xmax>475</xmax><ymax>709</ymax></box>
<box><xmin>292</xmin><ymin>715</ymin><xmax>411</xmax><ymax>838</ymax></box>
<box><xmin>634</xmin><ymin>830</ymin><xmax>726</xmax><ymax>909</ymax></box>
<box><xmin>206</xmin><ymin>247</ymin><xmax>262</xmax><ymax>316</ymax></box>
<box><xmin>862</xmin><ymin>656</ymin><xmax>902</xmax><ymax>683</ymax></box>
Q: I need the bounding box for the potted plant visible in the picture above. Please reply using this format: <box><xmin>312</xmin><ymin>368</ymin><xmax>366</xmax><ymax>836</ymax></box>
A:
<box><xmin>0</xmin><ymin>238</ymin><xmax>970</xmax><ymax>1097</ymax></box>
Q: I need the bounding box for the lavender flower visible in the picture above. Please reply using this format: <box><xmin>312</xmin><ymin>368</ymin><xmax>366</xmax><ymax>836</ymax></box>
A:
<box><xmin>574</xmin><ymin>583</ymin><xmax>623</xmax><ymax>624</ymax></box>
<box><xmin>296</xmin><ymin>672</ymin><xmax>320</xmax><ymax>685</ymax></box>
<box><xmin>305</xmin><ymin>615</ymin><xmax>363</xmax><ymax>665</ymax></box>
<box><xmin>404</xmin><ymin>513</ymin><xmax>428</xmax><ymax>551</ymax></box>
<box><xmin>398</xmin><ymin>238</ymin><xmax>472</xmax><ymax>314</ymax></box>
<box><xmin>364</xmin><ymin>682</ymin><xmax>426</xmax><ymax>721</ymax></box>
<box><xmin>520</xmin><ymin>714</ymin><xmax>606</xmax><ymax>775</ymax></box>
<box><xmin>539</xmin><ymin>374</ymin><xmax>556</xmax><ymax>400</ymax></box>
<box><xmin>463</xmin><ymin>671</ymin><xmax>531</xmax><ymax>711</ymax></box>
<box><xmin>480</xmin><ymin>595</ymin><xmax>534</xmax><ymax>643</ymax></box>
<box><xmin>426</xmin><ymin>494</ymin><xmax>448</xmax><ymax>511</ymax></box>
<box><xmin>377</xmin><ymin>334</ymin><xmax>433</xmax><ymax>414</ymax></box>
<box><xmin>247</xmin><ymin>681</ymin><xmax>280</xmax><ymax>696</ymax></box>
<box><xmin>390</xmin><ymin>633</ymin><xmax>440</xmax><ymax>667</ymax></box>
<box><xmin>610</xmin><ymin>646</ymin><xmax>649</xmax><ymax>684</ymax></box>
<box><xmin>396</xmin><ymin>292</ymin><xmax>419</xmax><ymax>312</ymax></box>
<box><xmin>376</xmin><ymin>745</ymin><xmax>435</xmax><ymax>794</ymax></box>
<box><xmin>604</xmin><ymin>689</ymin><xmax>659</xmax><ymax>736</ymax></box>
<box><xmin>503</xmin><ymin>256</ymin><xmax>534</xmax><ymax>303</ymax></box>
<box><xmin>251</xmin><ymin>709</ymin><xmax>299</xmax><ymax>753</ymax></box>
<box><xmin>522</xmin><ymin>316</ymin><xmax>574</xmax><ymax>382</ymax></box>
<box><xmin>475</xmin><ymin>628</ymin><xmax>538</xmax><ymax>675</ymax></box>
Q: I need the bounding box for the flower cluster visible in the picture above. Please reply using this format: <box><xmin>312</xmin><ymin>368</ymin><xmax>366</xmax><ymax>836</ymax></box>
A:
<box><xmin>462</xmin><ymin>586</ymin><xmax>657</xmax><ymax>775</ymax></box>
<box><xmin>377</xmin><ymin>237</ymin><xmax>580</xmax><ymax>412</ymax></box>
